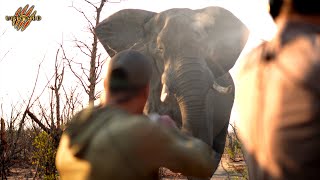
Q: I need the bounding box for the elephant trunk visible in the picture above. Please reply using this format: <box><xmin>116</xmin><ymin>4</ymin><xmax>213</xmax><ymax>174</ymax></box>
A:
<box><xmin>171</xmin><ymin>57</ymin><xmax>212</xmax><ymax>145</ymax></box>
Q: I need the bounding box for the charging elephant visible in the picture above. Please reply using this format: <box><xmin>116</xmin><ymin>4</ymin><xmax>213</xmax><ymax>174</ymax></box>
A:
<box><xmin>95</xmin><ymin>6</ymin><xmax>249</xmax><ymax>177</ymax></box>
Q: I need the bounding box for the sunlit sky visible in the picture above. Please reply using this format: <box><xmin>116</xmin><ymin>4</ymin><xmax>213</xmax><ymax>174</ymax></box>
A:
<box><xmin>0</xmin><ymin>0</ymin><xmax>277</xmax><ymax>121</ymax></box>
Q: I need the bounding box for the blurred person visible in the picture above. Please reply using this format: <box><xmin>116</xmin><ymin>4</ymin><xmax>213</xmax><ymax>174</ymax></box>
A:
<box><xmin>237</xmin><ymin>0</ymin><xmax>320</xmax><ymax>179</ymax></box>
<box><xmin>55</xmin><ymin>49</ymin><xmax>217</xmax><ymax>180</ymax></box>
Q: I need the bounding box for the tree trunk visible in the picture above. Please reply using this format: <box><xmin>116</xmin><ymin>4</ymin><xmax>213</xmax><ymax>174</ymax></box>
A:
<box><xmin>88</xmin><ymin>0</ymin><xmax>105</xmax><ymax>105</ymax></box>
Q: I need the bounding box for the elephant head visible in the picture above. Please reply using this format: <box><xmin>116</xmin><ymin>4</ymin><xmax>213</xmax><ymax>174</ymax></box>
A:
<box><xmin>95</xmin><ymin>6</ymin><xmax>249</xmax><ymax>166</ymax></box>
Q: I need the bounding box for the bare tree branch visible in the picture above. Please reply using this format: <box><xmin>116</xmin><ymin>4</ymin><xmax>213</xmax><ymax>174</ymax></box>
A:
<box><xmin>229</xmin><ymin>123</ymin><xmax>241</xmax><ymax>144</ymax></box>
<box><xmin>62</xmin><ymin>85</ymin><xmax>82</xmax><ymax>122</ymax></box>
<box><xmin>53</xmin><ymin>49</ymin><xmax>64</xmax><ymax>129</ymax></box>
<box><xmin>73</xmin><ymin>37</ymin><xmax>93</xmax><ymax>54</ymax></box>
<box><xmin>26</xmin><ymin>110</ymin><xmax>50</xmax><ymax>134</ymax></box>
<box><xmin>12</xmin><ymin>57</ymin><xmax>44</xmax><ymax>159</ymax></box>
<box><xmin>27</xmin><ymin>55</ymin><xmax>56</xmax><ymax>108</ymax></box>
<box><xmin>37</xmin><ymin>100</ymin><xmax>50</xmax><ymax>128</ymax></box>
<box><xmin>19</xmin><ymin>58</ymin><xmax>43</xmax><ymax>125</ymax></box>
<box><xmin>60</xmin><ymin>44</ymin><xmax>90</xmax><ymax>94</ymax></box>
<box><xmin>95</xmin><ymin>55</ymin><xmax>107</xmax><ymax>82</ymax></box>
<box><xmin>84</xmin><ymin>0</ymin><xmax>98</xmax><ymax>9</ymax></box>
<box><xmin>72</xmin><ymin>6</ymin><xmax>95</xmax><ymax>30</ymax></box>
<box><xmin>0</xmin><ymin>49</ymin><xmax>12</xmax><ymax>63</ymax></box>
<box><xmin>67</xmin><ymin>0</ymin><xmax>107</xmax><ymax>104</ymax></box>
<box><xmin>67</xmin><ymin>60</ymin><xmax>90</xmax><ymax>94</ymax></box>
<box><xmin>62</xmin><ymin>39</ymin><xmax>91</xmax><ymax>73</ymax></box>
<box><xmin>49</xmin><ymin>89</ymin><xmax>55</xmax><ymax>129</ymax></box>
<box><xmin>74</xmin><ymin>42</ymin><xmax>91</xmax><ymax>57</ymax></box>
<box><xmin>0</xmin><ymin>29</ymin><xmax>10</xmax><ymax>64</ymax></box>
<box><xmin>67</xmin><ymin>0</ymin><xmax>119</xmax><ymax>105</ymax></box>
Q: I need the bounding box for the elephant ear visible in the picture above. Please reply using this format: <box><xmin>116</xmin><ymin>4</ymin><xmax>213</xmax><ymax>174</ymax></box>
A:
<box><xmin>202</xmin><ymin>6</ymin><xmax>249</xmax><ymax>74</ymax></box>
<box><xmin>95</xmin><ymin>9</ymin><xmax>156</xmax><ymax>57</ymax></box>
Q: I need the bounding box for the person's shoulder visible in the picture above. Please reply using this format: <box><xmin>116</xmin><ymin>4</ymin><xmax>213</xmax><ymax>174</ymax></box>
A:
<box><xmin>120</xmin><ymin>114</ymin><xmax>158</xmax><ymax>131</ymax></box>
<box><xmin>281</xmin><ymin>35</ymin><xmax>320</xmax><ymax>60</ymax></box>
<box><xmin>90</xmin><ymin>114</ymin><xmax>159</xmax><ymax>151</ymax></box>
<box><xmin>99</xmin><ymin>113</ymin><xmax>152</xmax><ymax>133</ymax></box>
<box><xmin>77</xmin><ymin>111</ymin><xmax>148</xmax><ymax>140</ymax></box>
<box><xmin>105</xmin><ymin>114</ymin><xmax>177</xmax><ymax>141</ymax></box>
<box><xmin>64</xmin><ymin>105</ymin><xmax>99</xmax><ymax>133</ymax></box>
<box><xmin>70</xmin><ymin>106</ymin><xmax>95</xmax><ymax>123</ymax></box>
<box><xmin>64</xmin><ymin>105</ymin><xmax>125</xmax><ymax>143</ymax></box>
<box><xmin>278</xmin><ymin>35</ymin><xmax>320</xmax><ymax>93</ymax></box>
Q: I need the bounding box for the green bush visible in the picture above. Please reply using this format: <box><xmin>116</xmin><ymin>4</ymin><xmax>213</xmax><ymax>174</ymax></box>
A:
<box><xmin>32</xmin><ymin>131</ymin><xmax>58</xmax><ymax>180</ymax></box>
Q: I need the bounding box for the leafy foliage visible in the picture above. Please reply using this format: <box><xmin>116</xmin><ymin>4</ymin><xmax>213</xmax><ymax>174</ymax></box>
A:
<box><xmin>32</xmin><ymin>131</ymin><xmax>58</xmax><ymax>180</ymax></box>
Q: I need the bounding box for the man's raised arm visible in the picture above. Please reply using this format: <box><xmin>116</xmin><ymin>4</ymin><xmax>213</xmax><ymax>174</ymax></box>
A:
<box><xmin>138</xmin><ymin>115</ymin><xmax>218</xmax><ymax>178</ymax></box>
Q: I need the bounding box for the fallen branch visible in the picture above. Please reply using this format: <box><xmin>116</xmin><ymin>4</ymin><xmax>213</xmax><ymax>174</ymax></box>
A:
<box><xmin>26</xmin><ymin>110</ymin><xmax>50</xmax><ymax>134</ymax></box>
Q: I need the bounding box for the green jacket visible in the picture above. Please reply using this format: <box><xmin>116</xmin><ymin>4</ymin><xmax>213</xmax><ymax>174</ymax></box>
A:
<box><xmin>56</xmin><ymin>105</ymin><xmax>217</xmax><ymax>180</ymax></box>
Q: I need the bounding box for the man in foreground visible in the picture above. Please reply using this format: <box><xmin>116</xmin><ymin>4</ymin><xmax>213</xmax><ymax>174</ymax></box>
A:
<box><xmin>237</xmin><ymin>0</ymin><xmax>320</xmax><ymax>179</ymax></box>
<box><xmin>56</xmin><ymin>49</ymin><xmax>217</xmax><ymax>180</ymax></box>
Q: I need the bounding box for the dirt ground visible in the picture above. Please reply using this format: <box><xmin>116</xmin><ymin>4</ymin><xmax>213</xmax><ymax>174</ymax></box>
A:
<box><xmin>6</xmin><ymin>157</ymin><xmax>246</xmax><ymax>180</ymax></box>
<box><xmin>160</xmin><ymin>157</ymin><xmax>247</xmax><ymax>180</ymax></box>
<box><xmin>7</xmin><ymin>167</ymin><xmax>37</xmax><ymax>180</ymax></box>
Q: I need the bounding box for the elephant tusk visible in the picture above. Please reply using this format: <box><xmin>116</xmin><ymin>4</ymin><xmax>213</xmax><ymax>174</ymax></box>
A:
<box><xmin>160</xmin><ymin>84</ymin><xmax>169</xmax><ymax>102</ymax></box>
<box><xmin>212</xmin><ymin>81</ymin><xmax>232</xmax><ymax>94</ymax></box>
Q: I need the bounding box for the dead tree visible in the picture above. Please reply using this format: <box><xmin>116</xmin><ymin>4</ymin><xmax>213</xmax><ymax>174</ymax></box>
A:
<box><xmin>0</xmin><ymin>118</ymin><xmax>7</xmax><ymax>154</ymax></box>
<box><xmin>0</xmin><ymin>118</ymin><xmax>7</xmax><ymax>179</ymax></box>
<box><xmin>27</xmin><ymin>48</ymin><xmax>65</xmax><ymax>143</ymax></box>
<box><xmin>51</xmin><ymin>49</ymin><xmax>64</xmax><ymax>130</ymax></box>
<box><xmin>62</xmin><ymin>85</ymin><xmax>83</xmax><ymax>125</ymax></box>
<box><xmin>63</xmin><ymin>0</ymin><xmax>121</xmax><ymax>105</ymax></box>
<box><xmin>25</xmin><ymin>48</ymin><xmax>83</xmax><ymax>177</ymax></box>
<box><xmin>26</xmin><ymin>47</ymin><xmax>82</xmax><ymax>141</ymax></box>
<box><xmin>0</xmin><ymin>103</ymin><xmax>33</xmax><ymax>179</ymax></box>
<box><xmin>11</xmin><ymin>58</ymin><xmax>44</xmax><ymax>159</ymax></box>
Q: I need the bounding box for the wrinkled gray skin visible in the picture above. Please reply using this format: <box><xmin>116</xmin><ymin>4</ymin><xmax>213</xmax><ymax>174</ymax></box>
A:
<box><xmin>95</xmin><ymin>6</ymin><xmax>249</xmax><ymax>179</ymax></box>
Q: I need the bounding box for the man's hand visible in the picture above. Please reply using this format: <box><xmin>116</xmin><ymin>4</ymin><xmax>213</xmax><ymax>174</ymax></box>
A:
<box><xmin>158</xmin><ymin>115</ymin><xmax>177</xmax><ymax>128</ymax></box>
<box><xmin>148</xmin><ymin>113</ymin><xmax>177</xmax><ymax>129</ymax></box>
